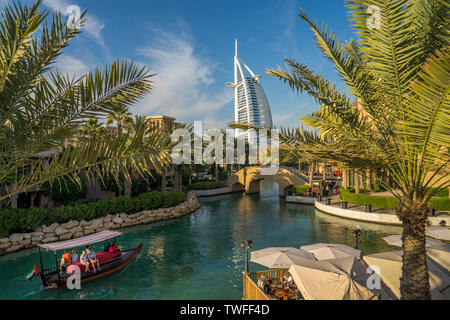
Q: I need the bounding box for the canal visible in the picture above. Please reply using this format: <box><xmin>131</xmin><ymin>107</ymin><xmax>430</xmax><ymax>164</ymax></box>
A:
<box><xmin>0</xmin><ymin>181</ymin><xmax>401</xmax><ymax>300</ymax></box>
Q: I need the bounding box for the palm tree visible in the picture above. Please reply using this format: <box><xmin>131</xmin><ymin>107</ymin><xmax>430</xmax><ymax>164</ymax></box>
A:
<box><xmin>106</xmin><ymin>105</ymin><xmax>132</xmax><ymax>135</ymax></box>
<box><xmin>79</xmin><ymin>119</ymin><xmax>107</xmax><ymax>139</ymax></box>
<box><xmin>0</xmin><ymin>0</ymin><xmax>170</xmax><ymax>201</ymax></box>
<box><xmin>266</xmin><ymin>1</ymin><xmax>449</xmax><ymax>299</ymax></box>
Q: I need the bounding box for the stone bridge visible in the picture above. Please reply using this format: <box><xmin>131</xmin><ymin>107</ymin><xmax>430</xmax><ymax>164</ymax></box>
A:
<box><xmin>226</xmin><ymin>166</ymin><xmax>309</xmax><ymax>197</ymax></box>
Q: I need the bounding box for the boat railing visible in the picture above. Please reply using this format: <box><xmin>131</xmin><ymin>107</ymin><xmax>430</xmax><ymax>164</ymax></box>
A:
<box><xmin>243</xmin><ymin>269</ymin><xmax>289</xmax><ymax>300</ymax></box>
<box><xmin>42</xmin><ymin>267</ymin><xmax>58</xmax><ymax>276</ymax></box>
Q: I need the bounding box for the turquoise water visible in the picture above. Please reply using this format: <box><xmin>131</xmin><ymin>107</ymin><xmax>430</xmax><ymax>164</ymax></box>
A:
<box><xmin>0</xmin><ymin>181</ymin><xmax>401</xmax><ymax>300</ymax></box>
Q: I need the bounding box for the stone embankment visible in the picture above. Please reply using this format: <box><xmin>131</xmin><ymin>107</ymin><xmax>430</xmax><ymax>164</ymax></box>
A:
<box><xmin>0</xmin><ymin>192</ymin><xmax>201</xmax><ymax>256</ymax></box>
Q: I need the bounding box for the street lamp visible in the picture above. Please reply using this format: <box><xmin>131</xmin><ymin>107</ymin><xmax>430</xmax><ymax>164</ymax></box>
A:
<box><xmin>353</xmin><ymin>227</ymin><xmax>362</xmax><ymax>249</ymax></box>
<box><xmin>241</xmin><ymin>240</ymin><xmax>253</xmax><ymax>274</ymax></box>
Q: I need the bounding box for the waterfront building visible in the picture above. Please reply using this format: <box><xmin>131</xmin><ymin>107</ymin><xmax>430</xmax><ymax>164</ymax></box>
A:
<box><xmin>146</xmin><ymin>115</ymin><xmax>178</xmax><ymax>133</ymax></box>
<box><xmin>226</xmin><ymin>40</ymin><xmax>273</xmax><ymax>143</ymax></box>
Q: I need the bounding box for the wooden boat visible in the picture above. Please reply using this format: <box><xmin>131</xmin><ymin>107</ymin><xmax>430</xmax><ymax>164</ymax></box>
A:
<box><xmin>32</xmin><ymin>230</ymin><xmax>143</xmax><ymax>289</ymax></box>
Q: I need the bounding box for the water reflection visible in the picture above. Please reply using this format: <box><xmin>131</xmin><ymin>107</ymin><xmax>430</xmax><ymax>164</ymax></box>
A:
<box><xmin>0</xmin><ymin>180</ymin><xmax>398</xmax><ymax>300</ymax></box>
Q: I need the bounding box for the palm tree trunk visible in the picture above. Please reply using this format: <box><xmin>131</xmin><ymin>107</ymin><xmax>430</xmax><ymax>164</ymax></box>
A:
<box><xmin>124</xmin><ymin>180</ymin><xmax>132</xmax><ymax>198</ymax></box>
<box><xmin>355</xmin><ymin>169</ymin><xmax>360</xmax><ymax>194</ymax></box>
<box><xmin>322</xmin><ymin>163</ymin><xmax>327</xmax><ymax>181</ymax></box>
<box><xmin>309</xmin><ymin>162</ymin><xmax>314</xmax><ymax>186</ymax></box>
<box><xmin>342</xmin><ymin>169</ymin><xmax>348</xmax><ymax>188</ymax></box>
<box><xmin>215</xmin><ymin>163</ymin><xmax>219</xmax><ymax>182</ymax></box>
<box><xmin>178</xmin><ymin>165</ymin><xmax>183</xmax><ymax>190</ymax></box>
<box><xmin>398</xmin><ymin>203</ymin><xmax>431</xmax><ymax>300</ymax></box>
<box><xmin>367</xmin><ymin>169</ymin><xmax>372</xmax><ymax>191</ymax></box>
<box><xmin>161</xmin><ymin>169</ymin><xmax>167</xmax><ymax>192</ymax></box>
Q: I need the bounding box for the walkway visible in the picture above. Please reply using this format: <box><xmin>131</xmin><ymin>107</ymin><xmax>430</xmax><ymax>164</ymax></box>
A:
<box><xmin>314</xmin><ymin>195</ymin><xmax>450</xmax><ymax>226</ymax></box>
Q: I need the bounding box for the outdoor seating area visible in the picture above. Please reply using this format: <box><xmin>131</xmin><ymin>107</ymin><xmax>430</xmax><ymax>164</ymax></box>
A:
<box><xmin>245</xmin><ymin>269</ymin><xmax>303</xmax><ymax>300</ymax></box>
<box><xmin>244</xmin><ymin>239</ymin><xmax>450</xmax><ymax>300</ymax></box>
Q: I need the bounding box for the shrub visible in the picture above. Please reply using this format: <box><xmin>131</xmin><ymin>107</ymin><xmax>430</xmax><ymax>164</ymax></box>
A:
<box><xmin>430</xmin><ymin>197</ymin><xmax>450</xmax><ymax>211</ymax></box>
<box><xmin>42</xmin><ymin>176</ymin><xmax>87</xmax><ymax>203</ymax></box>
<box><xmin>340</xmin><ymin>189</ymin><xmax>399</xmax><ymax>209</ymax></box>
<box><xmin>0</xmin><ymin>190</ymin><xmax>187</xmax><ymax>238</ymax></box>
<box><xmin>294</xmin><ymin>185</ymin><xmax>310</xmax><ymax>196</ymax></box>
<box><xmin>340</xmin><ymin>190</ymin><xmax>450</xmax><ymax>211</ymax></box>
<box><xmin>371</xmin><ymin>184</ymin><xmax>386</xmax><ymax>193</ymax></box>
<box><xmin>429</xmin><ymin>188</ymin><xmax>449</xmax><ymax>198</ymax></box>
<box><xmin>191</xmin><ymin>181</ymin><xmax>225</xmax><ymax>190</ymax></box>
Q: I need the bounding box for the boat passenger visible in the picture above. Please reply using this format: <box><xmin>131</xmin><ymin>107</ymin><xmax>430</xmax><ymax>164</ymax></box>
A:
<box><xmin>88</xmin><ymin>247</ymin><xmax>100</xmax><ymax>271</ymax></box>
<box><xmin>70</xmin><ymin>250</ymin><xmax>79</xmax><ymax>264</ymax></box>
<box><xmin>109</xmin><ymin>240</ymin><xmax>120</xmax><ymax>254</ymax></box>
<box><xmin>60</xmin><ymin>250</ymin><xmax>71</xmax><ymax>273</ymax></box>
<box><xmin>103</xmin><ymin>239</ymin><xmax>111</xmax><ymax>253</ymax></box>
<box><xmin>80</xmin><ymin>250</ymin><xmax>92</xmax><ymax>272</ymax></box>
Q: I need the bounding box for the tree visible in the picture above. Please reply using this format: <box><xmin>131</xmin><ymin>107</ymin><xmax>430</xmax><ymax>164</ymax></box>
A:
<box><xmin>0</xmin><ymin>0</ymin><xmax>170</xmax><ymax>201</ymax></box>
<box><xmin>106</xmin><ymin>105</ymin><xmax>132</xmax><ymax>135</ymax></box>
<box><xmin>266</xmin><ymin>1</ymin><xmax>449</xmax><ymax>299</ymax></box>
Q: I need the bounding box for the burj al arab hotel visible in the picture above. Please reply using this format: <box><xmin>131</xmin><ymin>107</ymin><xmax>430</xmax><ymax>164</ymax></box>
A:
<box><xmin>226</xmin><ymin>40</ymin><xmax>273</xmax><ymax>141</ymax></box>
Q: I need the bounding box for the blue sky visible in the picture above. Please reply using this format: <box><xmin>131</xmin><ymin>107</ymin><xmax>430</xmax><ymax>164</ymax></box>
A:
<box><xmin>3</xmin><ymin>0</ymin><xmax>355</xmax><ymax>129</ymax></box>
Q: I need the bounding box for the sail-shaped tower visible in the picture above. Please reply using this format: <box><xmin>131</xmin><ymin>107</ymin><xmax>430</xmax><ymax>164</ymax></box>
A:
<box><xmin>226</xmin><ymin>40</ymin><xmax>273</xmax><ymax>142</ymax></box>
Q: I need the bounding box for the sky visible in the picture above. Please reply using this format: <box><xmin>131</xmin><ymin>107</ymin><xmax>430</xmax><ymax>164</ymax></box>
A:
<box><xmin>2</xmin><ymin>0</ymin><xmax>356</xmax><ymax>129</ymax></box>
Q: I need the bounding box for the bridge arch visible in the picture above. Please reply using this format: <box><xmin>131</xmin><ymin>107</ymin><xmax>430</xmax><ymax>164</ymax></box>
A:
<box><xmin>226</xmin><ymin>166</ymin><xmax>309</xmax><ymax>197</ymax></box>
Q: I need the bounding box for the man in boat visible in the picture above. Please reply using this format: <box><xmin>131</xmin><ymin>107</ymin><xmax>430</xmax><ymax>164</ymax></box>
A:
<box><xmin>88</xmin><ymin>247</ymin><xmax>101</xmax><ymax>271</ymax></box>
<box><xmin>80</xmin><ymin>250</ymin><xmax>94</xmax><ymax>272</ymax></box>
<box><xmin>59</xmin><ymin>250</ymin><xmax>71</xmax><ymax>273</ymax></box>
<box><xmin>70</xmin><ymin>249</ymin><xmax>79</xmax><ymax>264</ymax></box>
<box><xmin>103</xmin><ymin>239</ymin><xmax>111</xmax><ymax>253</ymax></box>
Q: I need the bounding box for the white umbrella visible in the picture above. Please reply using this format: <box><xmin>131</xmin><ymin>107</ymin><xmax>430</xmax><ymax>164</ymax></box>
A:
<box><xmin>300</xmin><ymin>243</ymin><xmax>361</xmax><ymax>260</ymax></box>
<box><xmin>383</xmin><ymin>235</ymin><xmax>446</xmax><ymax>248</ymax></box>
<box><xmin>426</xmin><ymin>227</ymin><xmax>450</xmax><ymax>241</ymax></box>
<box><xmin>288</xmin><ymin>257</ymin><xmax>379</xmax><ymax>300</ymax></box>
<box><xmin>363</xmin><ymin>251</ymin><xmax>450</xmax><ymax>300</ymax></box>
<box><xmin>250</xmin><ymin>247</ymin><xmax>316</xmax><ymax>269</ymax></box>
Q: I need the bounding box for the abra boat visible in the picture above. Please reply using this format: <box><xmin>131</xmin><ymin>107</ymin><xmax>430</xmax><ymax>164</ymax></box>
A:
<box><xmin>29</xmin><ymin>230</ymin><xmax>143</xmax><ymax>289</ymax></box>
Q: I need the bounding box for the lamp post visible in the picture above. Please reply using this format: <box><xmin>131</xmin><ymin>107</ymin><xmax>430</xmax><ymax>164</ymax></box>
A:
<box><xmin>353</xmin><ymin>228</ymin><xmax>362</xmax><ymax>249</ymax></box>
<box><xmin>241</xmin><ymin>240</ymin><xmax>253</xmax><ymax>300</ymax></box>
<box><xmin>241</xmin><ymin>240</ymin><xmax>253</xmax><ymax>274</ymax></box>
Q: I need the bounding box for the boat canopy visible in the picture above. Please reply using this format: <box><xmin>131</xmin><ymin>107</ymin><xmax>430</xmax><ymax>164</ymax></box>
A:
<box><xmin>38</xmin><ymin>230</ymin><xmax>122</xmax><ymax>252</ymax></box>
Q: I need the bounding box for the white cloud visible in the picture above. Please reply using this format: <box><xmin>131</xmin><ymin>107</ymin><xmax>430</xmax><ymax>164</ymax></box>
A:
<box><xmin>43</xmin><ymin>0</ymin><xmax>106</xmax><ymax>46</ymax></box>
<box><xmin>134</xmin><ymin>29</ymin><xmax>233</xmax><ymax>129</ymax></box>
<box><xmin>54</xmin><ymin>55</ymin><xmax>90</xmax><ymax>77</ymax></box>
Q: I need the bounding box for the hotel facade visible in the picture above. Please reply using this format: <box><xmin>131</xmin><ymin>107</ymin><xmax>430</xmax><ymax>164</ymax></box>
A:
<box><xmin>226</xmin><ymin>40</ymin><xmax>273</xmax><ymax>142</ymax></box>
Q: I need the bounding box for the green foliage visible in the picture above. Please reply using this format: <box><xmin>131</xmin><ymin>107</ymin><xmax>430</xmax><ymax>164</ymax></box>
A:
<box><xmin>340</xmin><ymin>190</ymin><xmax>450</xmax><ymax>211</ymax></box>
<box><xmin>100</xmin><ymin>173</ymin><xmax>152</xmax><ymax>197</ymax></box>
<box><xmin>100</xmin><ymin>173</ymin><xmax>124</xmax><ymax>194</ymax></box>
<box><xmin>191</xmin><ymin>181</ymin><xmax>225</xmax><ymax>190</ymax></box>
<box><xmin>0</xmin><ymin>190</ymin><xmax>187</xmax><ymax>237</ymax></box>
<box><xmin>0</xmin><ymin>0</ymin><xmax>170</xmax><ymax>204</ymax></box>
<box><xmin>430</xmin><ymin>188</ymin><xmax>449</xmax><ymax>198</ymax></box>
<box><xmin>42</xmin><ymin>176</ymin><xmax>87</xmax><ymax>203</ymax></box>
<box><xmin>372</xmin><ymin>184</ymin><xmax>386</xmax><ymax>193</ymax></box>
<box><xmin>294</xmin><ymin>185</ymin><xmax>310</xmax><ymax>196</ymax></box>
<box><xmin>429</xmin><ymin>198</ymin><xmax>450</xmax><ymax>211</ymax></box>
<box><xmin>340</xmin><ymin>189</ymin><xmax>399</xmax><ymax>210</ymax></box>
